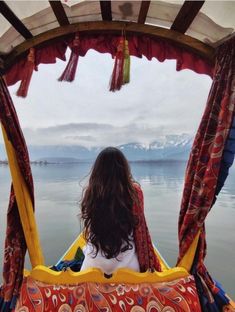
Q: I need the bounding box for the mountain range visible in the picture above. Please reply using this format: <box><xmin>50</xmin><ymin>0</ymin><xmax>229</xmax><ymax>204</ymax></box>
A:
<box><xmin>0</xmin><ymin>134</ymin><xmax>193</xmax><ymax>163</ymax></box>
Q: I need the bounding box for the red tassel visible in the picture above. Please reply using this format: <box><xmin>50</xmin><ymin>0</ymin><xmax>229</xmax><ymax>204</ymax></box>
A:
<box><xmin>16</xmin><ymin>48</ymin><xmax>35</xmax><ymax>97</ymax></box>
<box><xmin>58</xmin><ymin>33</ymin><xmax>80</xmax><ymax>82</ymax></box>
<box><xmin>109</xmin><ymin>37</ymin><xmax>125</xmax><ymax>92</ymax></box>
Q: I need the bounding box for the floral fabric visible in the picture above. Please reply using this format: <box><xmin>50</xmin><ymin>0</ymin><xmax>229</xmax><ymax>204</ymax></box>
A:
<box><xmin>133</xmin><ymin>184</ymin><xmax>162</xmax><ymax>272</ymax></box>
<box><xmin>178</xmin><ymin>37</ymin><xmax>235</xmax><ymax>298</ymax></box>
<box><xmin>15</xmin><ymin>276</ymin><xmax>201</xmax><ymax>312</ymax></box>
<box><xmin>0</xmin><ymin>77</ymin><xmax>34</xmax><ymax>308</ymax></box>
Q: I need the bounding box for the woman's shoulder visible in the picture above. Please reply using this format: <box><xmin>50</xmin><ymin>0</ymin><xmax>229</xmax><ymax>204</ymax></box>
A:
<box><xmin>132</xmin><ymin>182</ymin><xmax>142</xmax><ymax>192</ymax></box>
<box><xmin>132</xmin><ymin>182</ymin><xmax>143</xmax><ymax>201</ymax></box>
<box><xmin>132</xmin><ymin>182</ymin><xmax>141</xmax><ymax>189</ymax></box>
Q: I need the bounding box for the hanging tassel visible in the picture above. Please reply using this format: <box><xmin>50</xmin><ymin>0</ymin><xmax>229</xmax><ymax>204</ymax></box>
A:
<box><xmin>58</xmin><ymin>33</ymin><xmax>80</xmax><ymax>82</ymax></box>
<box><xmin>123</xmin><ymin>39</ymin><xmax>130</xmax><ymax>85</ymax></box>
<box><xmin>16</xmin><ymin>48</ymin><xmax>35</xmax><ymax>97</ymax></box>
<box><xmin>109</xmin><ymin>37</ymin><xmax>125</xmax><ymax>92</ymax></box>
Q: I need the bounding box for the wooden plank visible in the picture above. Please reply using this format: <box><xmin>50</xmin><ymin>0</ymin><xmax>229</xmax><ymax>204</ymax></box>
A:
<box><xmin>138</xmin><ymin>1</ymin><xmax>151</xmax><ymax>24</ymax></box>
<box><xmin>1</xmin><ymin>21</ymin><xmax>215</xmax><ymax>73</ymax></box>
<box><xmin>171</xmin><ymin>1</ymin><xmax>205</xmax><ymax>34</ymax></box>
<box><xmin>100</xmin><ymin>1</ymin><xmax>112</xmax><ymax>21</ymax></box>
<box><xmin>49</xmin><ymin>1</ymin><xmax>69</xmax><ymax>26</ymax></box>
<box><xmin>0</xmin><ymin>1</ymin><xmax>33</xmax><ymax>39</ymax></box>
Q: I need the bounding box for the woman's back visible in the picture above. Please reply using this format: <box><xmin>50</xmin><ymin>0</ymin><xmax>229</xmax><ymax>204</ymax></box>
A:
<box><xmin>80</xmin><ymin>239</ymin><xmax>139</xmax><ymax>274</ymax></box>
<box><xmin>81</xmin><ymin>147</ymin><xmax>137</xmax><ymax>260</ymax></box>
<box><xmin>80</xmin><ymin>147</ymin><xmax>160</xmax><ymax>273</ymax></box>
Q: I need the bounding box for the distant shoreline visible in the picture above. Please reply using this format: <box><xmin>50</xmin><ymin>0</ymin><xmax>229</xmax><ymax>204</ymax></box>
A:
<box><xmin>0</xmin><ymin>159</ymin><xmax>187</xmax><ymax>165</ymax></box>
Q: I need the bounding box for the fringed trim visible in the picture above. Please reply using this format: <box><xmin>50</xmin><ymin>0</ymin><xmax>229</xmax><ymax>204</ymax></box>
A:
<box><xmin>109</xmin><ymin>37</ymin><xmax>131</xmax><ymax>92</ymax></box>
<box><xmin>16</xmin><ymin>48</ymin><xmax>35</xmax><ymax>98</ymax></box>
<box><xmin>58</xmin><ymin>33</ymin><xmax>80</xmax><ymax>82</ymax></box>
<box><xmin>109</xmin><ymin>37</ymin><xmax>125</xmax><ymax>91</ymax></box>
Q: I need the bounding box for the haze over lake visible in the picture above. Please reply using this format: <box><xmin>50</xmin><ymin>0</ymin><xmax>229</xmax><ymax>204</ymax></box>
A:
<box><xmin>0</xmin><ymin>161</ymin><xmax>234</xmax><ymax>297</ymax></box>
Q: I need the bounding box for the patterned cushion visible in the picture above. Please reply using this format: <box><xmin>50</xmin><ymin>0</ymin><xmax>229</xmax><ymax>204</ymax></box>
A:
<box><xmin>15</xmin><ymin>275</ymin><xmax>201</xmax><ymax>311</ymax></box>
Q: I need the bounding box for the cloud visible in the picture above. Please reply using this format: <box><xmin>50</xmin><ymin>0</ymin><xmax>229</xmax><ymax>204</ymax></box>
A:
<box><xmin>1</xmin><ymin>50</ymin><xmax>212</xmax><ymax>147</ymax></box>
<box><xmin>36</xmin><ymin>122</ymin><xmax>114</xmax><ymax>133</ymax></box>
<box><xmin>21</xmin><ymin>122</ymin><xmax>185</xmax><ymax>147</ymax></box>
<box><xmin>64</xmin><ymin>135</ymin><xmax>96</xmax><ymax>142</ymax></box>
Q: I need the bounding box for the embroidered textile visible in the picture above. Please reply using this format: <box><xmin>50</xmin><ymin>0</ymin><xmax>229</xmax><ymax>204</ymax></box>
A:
<box><xmin>178</xmin><ymin>37</ymin><xmax>235</xmax><ymax>298</ymax></box>
<box><xmin>15</xmin><ymin>276</ymin><xmax>201</xmax><ymax>312</ymax></box>
<box><xmin>133</xmin><ymin>184</ymin><xmax>162</xmax><ymax>272</ymax></box>
<box><xmin>0</xmin><ymin>77</ymin><xmax>34</xmax><ymax>307</ymax></box>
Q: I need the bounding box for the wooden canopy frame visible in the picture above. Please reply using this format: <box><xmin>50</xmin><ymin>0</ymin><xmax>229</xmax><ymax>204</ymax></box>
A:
<box><xmin>0</xmin><ymin>0</ymin><xmax>215</xmax><ymax>75</ymax></box>
<box><xmin>0</xmin><ymin>21</ymin><xmax>215</xmax><ymax>74</ymax></box>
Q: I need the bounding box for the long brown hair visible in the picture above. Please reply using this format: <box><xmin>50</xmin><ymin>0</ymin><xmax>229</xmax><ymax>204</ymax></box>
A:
<box><xmin>81</xmin><ymin>147</ymin><xmax>138</xmax><ymax>259</ymax></box>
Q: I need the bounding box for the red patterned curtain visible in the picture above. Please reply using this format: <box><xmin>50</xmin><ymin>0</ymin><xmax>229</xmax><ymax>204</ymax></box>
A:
<box><xmin>178</xmin><ymin>37</ymin><xmax>235</xmax><ymax>309</ymax></box>
<box><xmin>5</xmin><ymin>34</ymin><xmax>213</xmax><ymax>88</ymax></box>
<box><xmin>0</xmin><ymin>76</ymin><xmax>34</xmax><ymax>311</ymax></box>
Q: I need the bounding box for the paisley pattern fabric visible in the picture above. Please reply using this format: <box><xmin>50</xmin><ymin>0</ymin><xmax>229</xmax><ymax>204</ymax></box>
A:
<box><xmin>178</xmin><ymin>36</ymin><xmax>235</xmax><ymax>296</ymax></box>
<box><xmin>133</xmin><ymin>184</ymin><xmax>162</xmax><ymax>272</ymax></box>
<box><xmin>15</xmin><ymin>276</ymin><xmax>201</xmax><ymax>312</ymax></box>
<box><xmin>0</xmin><ymin>77</ymin><xmax>34</xmax><ymax>308</ymax></box>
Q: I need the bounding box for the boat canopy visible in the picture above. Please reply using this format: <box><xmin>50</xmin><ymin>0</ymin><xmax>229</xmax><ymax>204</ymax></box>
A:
<box><xmin>0</xmin><ymin>1</ymin><xmax>234</xmax><ymax>55</ymax></box>
<box><xmin>0</xmin><ymin>0</ymin><xmax>234</xmax><ymax>76</ymax></box>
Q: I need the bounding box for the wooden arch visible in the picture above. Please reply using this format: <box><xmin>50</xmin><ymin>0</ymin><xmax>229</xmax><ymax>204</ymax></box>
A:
<box><xmin>0</xmin><ymin>21</ymin><xmax>215</xmax><ymax>74</ymax></box>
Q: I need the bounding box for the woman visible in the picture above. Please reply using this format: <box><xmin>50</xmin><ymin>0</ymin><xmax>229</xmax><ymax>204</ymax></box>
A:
<box><xmin>80</xmin><ymin>147</ymin><xmax>161</xmax><ymax>274</ymax></box>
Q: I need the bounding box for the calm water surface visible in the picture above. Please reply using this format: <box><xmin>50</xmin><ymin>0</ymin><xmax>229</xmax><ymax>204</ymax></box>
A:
<box><xmin>0</xmin><ymin>162</ymin><xmax>234</xmax><ymax>297</ymax></box>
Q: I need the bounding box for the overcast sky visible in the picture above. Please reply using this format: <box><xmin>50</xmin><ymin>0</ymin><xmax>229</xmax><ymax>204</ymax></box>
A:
<box><xmin>5</xmin><ymin>50</ymin><xmax>212</xmax><ymax>147</ymax></box>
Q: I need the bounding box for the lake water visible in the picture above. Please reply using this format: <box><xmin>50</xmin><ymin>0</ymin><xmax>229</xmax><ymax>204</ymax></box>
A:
<box><xmin>0</xmin><ymin>161</ymin><xmax>234</xmax><ymax>297</ymax></box>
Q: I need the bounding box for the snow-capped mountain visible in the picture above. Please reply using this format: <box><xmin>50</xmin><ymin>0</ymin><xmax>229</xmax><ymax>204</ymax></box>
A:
<box><xmin>0</xmin><ymin>134</ymin><xmax>193</xmax><ymax>163</ymax></box>
<box><xmin>118</xmin><ymin>134</ymin><xmax>193</xmax><ymax>161</ymax></box>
